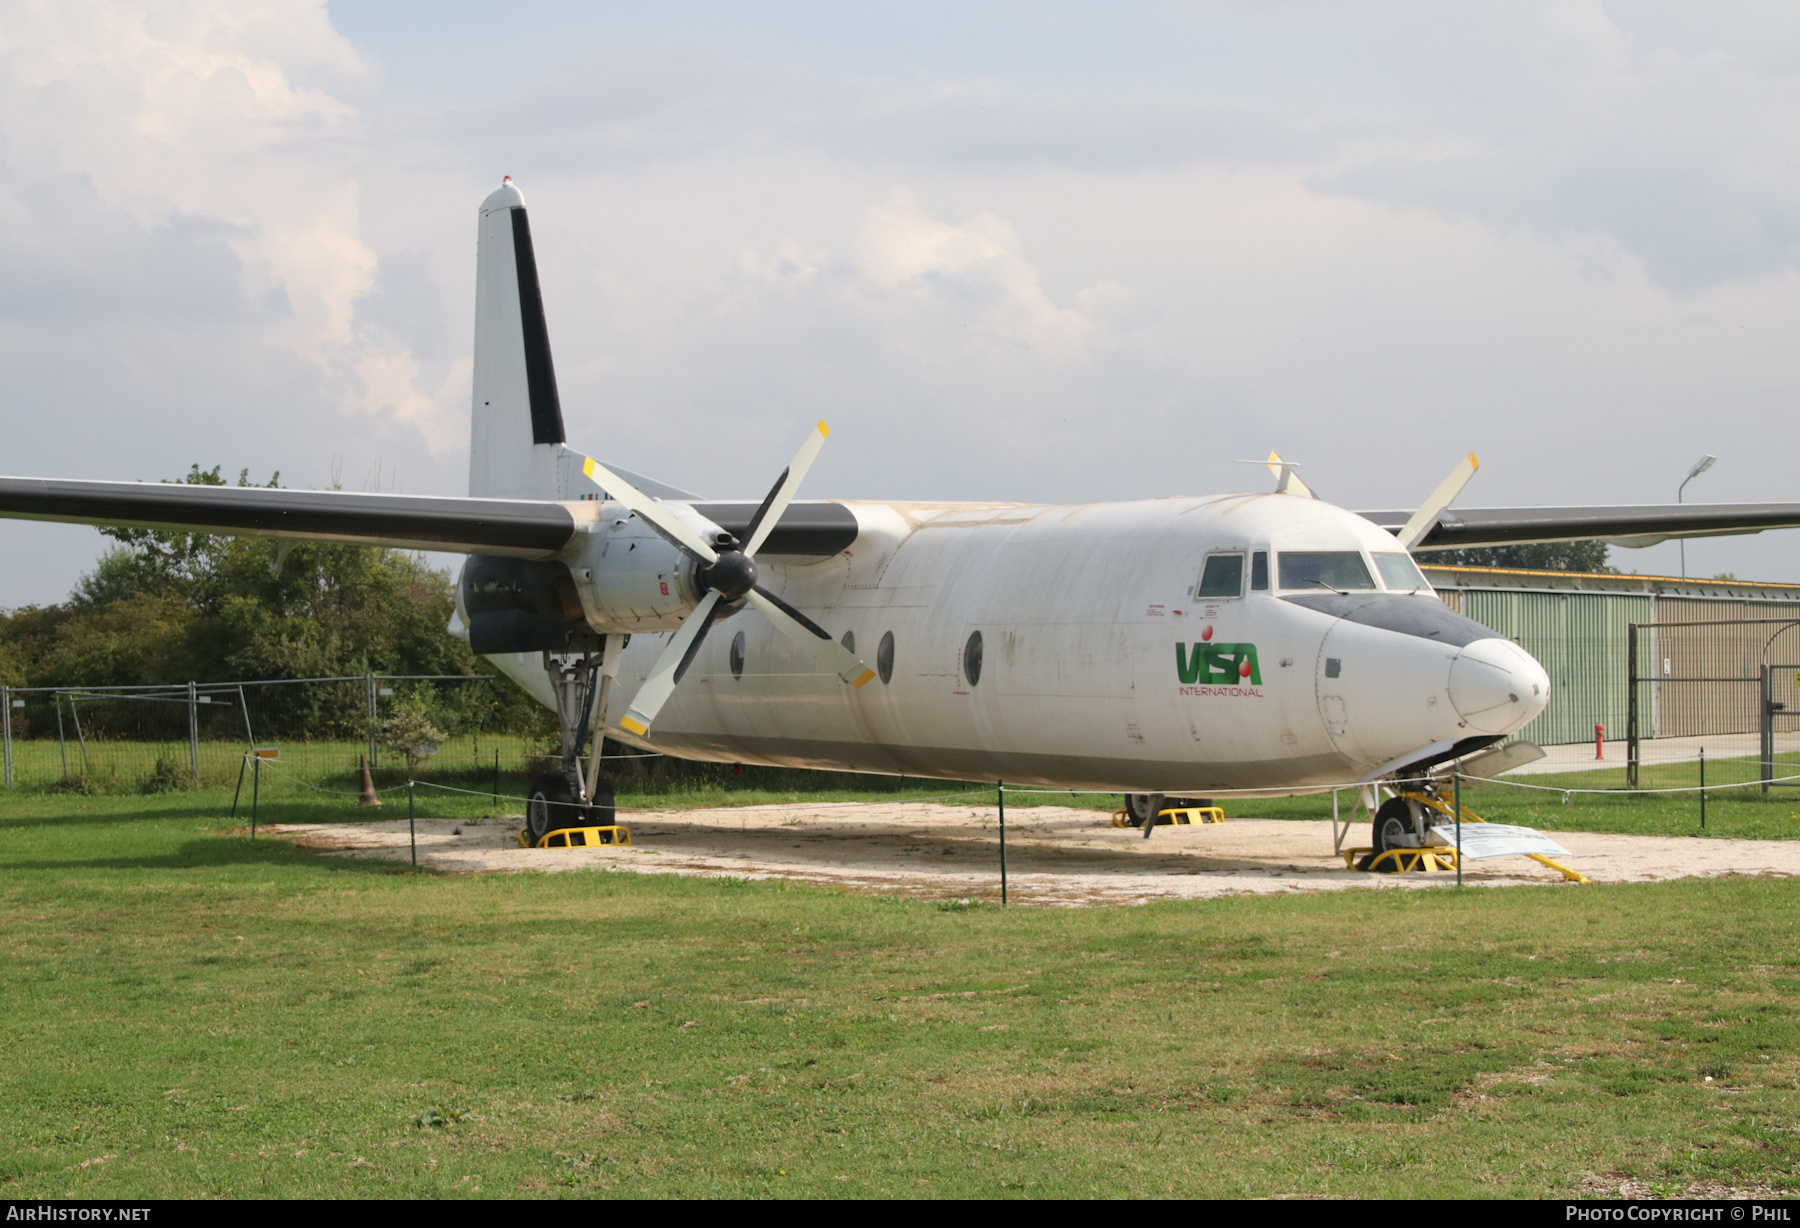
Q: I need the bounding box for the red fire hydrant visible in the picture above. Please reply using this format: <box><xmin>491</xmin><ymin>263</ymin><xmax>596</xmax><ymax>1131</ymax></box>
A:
<box><xmin>1595</xmin><ymin>723</ymin><xmax>1605</xmax><ymax>761</ymax></box>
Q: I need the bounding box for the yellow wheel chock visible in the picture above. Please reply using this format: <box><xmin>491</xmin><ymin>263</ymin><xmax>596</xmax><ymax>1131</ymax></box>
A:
<box><xmin>1338</xmin><ymin>846</ymin><xmax>1459</xmax><ymax>873</ymax></box>
<box><xmin>1111</xmin><ymin>806</ymin><xmax>1226</xmax><ymax>828</ymax></box>
<box><xmin>1338</xmin><ymin>792</ymin><xmax>1589</xmax><ymax>883</ymax></box>
<box><xmin>516</xmin><ymin>825</ymin><xmax>633</xmax><ymax>849</ymax></box>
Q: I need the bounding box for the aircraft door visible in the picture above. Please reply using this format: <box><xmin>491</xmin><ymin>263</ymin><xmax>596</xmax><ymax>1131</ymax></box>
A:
<box><xmin>1315</xmin><ymin>622</ymin><xmax>1366</xmax><ymax>761</ymax></box>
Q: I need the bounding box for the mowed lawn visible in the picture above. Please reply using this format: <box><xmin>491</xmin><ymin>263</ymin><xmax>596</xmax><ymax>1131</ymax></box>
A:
<box><xmin>3</xmin><ymin>790</ymin><xmax>1800</xmax><ymax>1198</ymax></box>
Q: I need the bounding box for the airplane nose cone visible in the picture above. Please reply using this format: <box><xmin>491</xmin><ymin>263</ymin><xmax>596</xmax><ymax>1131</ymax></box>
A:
<box><xmin>1448</xmin><ymin>637</ymin><xmax>1551</xmax><ymax>735</ymax></box>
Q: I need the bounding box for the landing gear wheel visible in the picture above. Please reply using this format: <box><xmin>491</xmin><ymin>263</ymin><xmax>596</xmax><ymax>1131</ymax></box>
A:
<box><xmin>1359</xmin><ymin>797</ymin><xmax>1417</xmax><ymax>872</ymax></box>
<box><xmin>526</xmin><ymin>773</ymin><xmax>575</xmax><ymax>843</ymax></box>
<box><xmin>587</xmin><ymin>775</ymin><xmax>617</xmax><ymax>828</ymax></box>
<box><xmin>1124</xmin><ymin>794</ymin><xmax>1156</xmax><ymax>828</ymax></box>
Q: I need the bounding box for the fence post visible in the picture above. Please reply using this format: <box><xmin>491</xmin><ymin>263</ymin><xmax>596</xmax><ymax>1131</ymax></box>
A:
<box><xmin>54</xmin><ymin>692</ymin><xmax>67</xmax><ymax>779</ymax></box>
<box><xmin>366</xmin><ymin>673</ymin><xmax>377</xmax><ymax>773</ymax></box>
<box><xmin>230</xmin><ymin>753</ymin><xmax>247</xmax><ymax>822</ymax></box>
<box><xmin>1699</xmin><ymin>746</ymin><xmax>1707</xmax><ymax>831</ymax></box>
<box><xmin>251</xmin><ymin>754</ymin><xmax>260</xmax><ymax>839</ymax></box>
<box><xmin>997</xmin><ymin>780</ymin><xmax>1007</xmax><ymax>906</ymax></box>
<box><xmin>1454</xmin><ymin>771</ymin><xmax>1462</xmax><ymax>889</ymax></box>
<box><xmin>188</xmin><ymin>681</ymin><xmax>200</xmax><ymax>785</ymax></box>
<box><xmin>1762</xmin><ymin>664</ymin><xmax>1774</xmax><ymax>795</ymax></box>
<box><xmin>1626</xmin><ymin>622</ymin><xmax>1639</xmax><ymax>790</ymax></box>
<box><xmin>409</xmin><ymin>780</ymin><xmax>417</xmax><ymax>867</ymax></box>
<box><xmin>1</xmin><ymin>685</ymin><xmax>11</xmax><ymax>789</ymax></box>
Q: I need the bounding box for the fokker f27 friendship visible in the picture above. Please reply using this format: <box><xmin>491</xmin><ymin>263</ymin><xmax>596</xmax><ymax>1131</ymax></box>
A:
<box><xmin>4</xmin><ymin>179</ymin><xmax>1799</xmax><ymax>852</ymax></box>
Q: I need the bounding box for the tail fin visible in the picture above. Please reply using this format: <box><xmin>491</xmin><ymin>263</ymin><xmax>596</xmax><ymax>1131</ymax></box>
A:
<box><xmin>469</xmin><ymin>178</ymin><xmax>585</xmax><ymax>499</ymax></box>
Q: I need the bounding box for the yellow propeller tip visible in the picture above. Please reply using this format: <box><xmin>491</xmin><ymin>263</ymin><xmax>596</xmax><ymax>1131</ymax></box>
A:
<box><xmin>1468</xmin><ymin>451</ymin><xmax>1479</xmax><ymax>469</ymax></box>
<box><xmin>619</xmin><ymin>716</ymin><xmax>649</xmax><ymax>736</ymax></box>
<box><xmin>818</xmin><ymin>419</ymin><xmax>830</xmax><ymax>437</ymax></box>
<box><xmin>582</xmin><ymin>456</ymin><xmax>596</xmax><ymax>476</ymax></box>
<box><xmin>851</xmin><ymin>670</ymin><xmax>875</xmax><ymax>687</ymax></box>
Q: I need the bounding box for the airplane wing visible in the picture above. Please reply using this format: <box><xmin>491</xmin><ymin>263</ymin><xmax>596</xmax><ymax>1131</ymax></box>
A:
<box><xmin>1356</xmin><ymin>502</ymin><xmax>1800</xmax><ymax>551</ymax></box>
<box><xmin>0</xmin><ymin>477</ymin><xmax>858</xmax><ymax>559</ymax></box>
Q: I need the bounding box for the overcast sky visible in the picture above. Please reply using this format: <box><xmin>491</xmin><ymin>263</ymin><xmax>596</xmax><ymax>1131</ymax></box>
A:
<box><xmin>3</xmin><ymin>0</ymin><xmax>1800</xmax><ymax>603</ymax></box>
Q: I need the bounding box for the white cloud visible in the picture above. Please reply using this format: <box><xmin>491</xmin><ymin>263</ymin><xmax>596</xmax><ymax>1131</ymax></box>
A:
<box><xmin>0</xmin><ymin>1</ymin><xmax>464</xmax><ymax>460</ymax></box>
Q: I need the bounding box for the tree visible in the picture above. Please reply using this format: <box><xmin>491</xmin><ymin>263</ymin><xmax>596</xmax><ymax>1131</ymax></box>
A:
<box><xmin>0</xmin><ymin>464</ymin><xmax>483</xmax><ymax>688</ymax></box>
<box><xmin>1425</xmin><ymin>541</ymin><xmax>1616</xmax><ymax>573</ymax></box>
<box><xmin>381</xmin><ymin>693</ymin><xmax>446</xmax><ymax>773</ymax></box>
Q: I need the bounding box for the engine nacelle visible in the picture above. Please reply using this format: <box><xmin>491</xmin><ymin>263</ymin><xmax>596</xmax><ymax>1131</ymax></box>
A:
<box><xmin>562</xmin><ymin>510</ymin><xmax>702</xmax><ymax>634</ymax></box>
<box><xmin>458</xmin><ymin>555</ymin><xmax>590</xmax><ymax>654</ymax></box>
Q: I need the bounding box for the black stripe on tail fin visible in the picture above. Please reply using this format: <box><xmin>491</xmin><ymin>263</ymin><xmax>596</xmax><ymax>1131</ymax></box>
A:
<box><xmin>510</xmin><ymin>208</ymin><xmax>566</xmax><ymax>446</ymax></box>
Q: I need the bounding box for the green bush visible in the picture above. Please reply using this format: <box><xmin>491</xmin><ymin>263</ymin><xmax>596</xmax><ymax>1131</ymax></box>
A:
<box><xmin>142</xmin><ymin>755</ymin><xmax>193</xmax><ymax>794</ymax></box>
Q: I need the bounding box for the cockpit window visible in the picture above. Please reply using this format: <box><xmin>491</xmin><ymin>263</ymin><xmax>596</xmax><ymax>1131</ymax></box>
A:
<box><xmin>1198</xmin><ymin>553</ymin><xmax>1245</xmax><ymax>598</ymax></box>
<box><xmin>1279</xmin><ymin>551</ymin><xmax>1376</xmax><ymax>592</ymax></box>
<box><xmin>1373</xmin><ymin>552</ymin><xmax>1430</xmax><ymax>591</ymax></box>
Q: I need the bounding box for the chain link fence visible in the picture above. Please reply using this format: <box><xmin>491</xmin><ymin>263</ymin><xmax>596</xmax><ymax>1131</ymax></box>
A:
<box><xmin>0</xmin><ymin>674</ymin><xmax>551</xmax><ymax>793</ymax></box>
<box><xmin>1625</xmin><ymin>618</ymin><xmax>1800</xmax><ymax>790</ymax></box>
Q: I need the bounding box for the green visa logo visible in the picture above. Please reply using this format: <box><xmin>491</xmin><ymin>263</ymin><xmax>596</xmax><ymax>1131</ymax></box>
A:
<box><xmin>1177</xmin><ymin>641</ymin><xmax>1262</xmax><ymax>686</ymax></box>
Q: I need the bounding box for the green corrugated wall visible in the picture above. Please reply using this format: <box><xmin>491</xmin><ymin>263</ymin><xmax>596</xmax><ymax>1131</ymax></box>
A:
<box><xmin>1457</xmin><ymin>591</ymin><xmax>1653</xmax><ymax>746</ymax></box>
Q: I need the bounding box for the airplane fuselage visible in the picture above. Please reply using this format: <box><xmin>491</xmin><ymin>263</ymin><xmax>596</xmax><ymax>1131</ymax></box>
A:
<box><xmin>472</xmin><ymin>489</ymin><xmax>1552</xmax><ymax>794</ymax></box>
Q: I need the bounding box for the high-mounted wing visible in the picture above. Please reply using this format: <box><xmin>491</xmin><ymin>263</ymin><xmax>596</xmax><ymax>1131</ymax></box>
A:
<box><xmin>0</xmin><ymin>477</ymin><xmax>862</xmax><ymax>560</ymax></box>
<box><xmin>0</xmin><ymin>478</ymin><xmax>580</xmax><ymax>557</ymax></box>
<box><xmin>1358</xmin><ymin>502</ymin><xmax>1800</xmax><ymax>551</ymax></box>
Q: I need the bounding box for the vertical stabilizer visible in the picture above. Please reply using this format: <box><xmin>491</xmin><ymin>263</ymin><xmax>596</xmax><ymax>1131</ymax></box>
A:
<box><xmin>469</xmin><ymin>178</ymin><xmax>578</xmax><ymax>499</ymax></box>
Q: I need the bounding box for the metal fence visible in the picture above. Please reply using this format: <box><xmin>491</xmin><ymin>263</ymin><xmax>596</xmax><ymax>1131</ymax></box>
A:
<box><xmin>0</xmin><ymin>674</ymin><xmax>542</xmax><ymax>791</ymax></box>
<box><xmin>1625</xmin><ymin>618</ymin><xmax>1800</xmax><ymax>789</ymax></box>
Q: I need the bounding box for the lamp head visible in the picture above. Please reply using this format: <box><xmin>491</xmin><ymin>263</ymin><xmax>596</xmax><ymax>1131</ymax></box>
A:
<box><xmin>1687</xmin><ymin>454</ymin><xmax>1718</xmax><ymax>480</ymax></box>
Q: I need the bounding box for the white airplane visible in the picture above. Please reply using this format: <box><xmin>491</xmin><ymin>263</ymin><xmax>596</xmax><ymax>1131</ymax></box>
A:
<box><xmin>5</xmin><ymin>178</ymin><xmax>1800</xmax><ymax>855</ymax></box>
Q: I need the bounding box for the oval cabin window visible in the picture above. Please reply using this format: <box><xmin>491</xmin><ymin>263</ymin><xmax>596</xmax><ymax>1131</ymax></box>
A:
<box><xmin>964</xmin><ymin>630</ymin><xmax>984</xmax><ymax>687</ymax></box>
<box><xmin>877</xmin><ymin>631</ymin><xmax>895</xmax><ymax>684</ymax></box>
<box><xmin>730</xmin><ymin>630</ymin><xmax>746</xmax><ymax>680</ymax></box>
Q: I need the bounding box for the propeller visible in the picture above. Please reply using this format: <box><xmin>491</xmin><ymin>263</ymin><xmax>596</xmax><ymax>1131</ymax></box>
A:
<box><xmin>1396</xmin><ymin>452</ymin><xmax>1480</xmax><ymax>550</ymax></box>
<box><xmin>1264</xmin><ymin>450</ymin><xmax>1316</xmax><ymax>498</ymax></box>
<box><xmin>578</xmin><ymin>421</ymin><xmax>875</xmax><ymax>737</ymax></box>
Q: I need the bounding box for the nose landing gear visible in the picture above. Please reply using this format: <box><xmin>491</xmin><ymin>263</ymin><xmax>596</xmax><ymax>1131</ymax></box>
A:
<box><xmin>1355</xmin><ymin>791</ymin><xmax>1453</xmax><ymax>873</ymax></box>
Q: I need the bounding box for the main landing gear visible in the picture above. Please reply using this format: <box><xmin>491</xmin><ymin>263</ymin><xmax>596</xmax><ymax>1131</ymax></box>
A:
<box><xmin>1123</xmin><ymin>793</ymin><xmax>1216</xmax><ymax>830</ymax></box>
<box><xmin>523</xmin><ymin>637</ymin><xmax>629</xmax><ymax>847</ymax></box>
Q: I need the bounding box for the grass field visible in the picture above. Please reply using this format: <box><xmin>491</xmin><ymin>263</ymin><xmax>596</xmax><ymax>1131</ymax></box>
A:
<box><xmin>3</xmin><ymin>785</ymin><xmax>1800</xmax><ymax>1198</ymax></box>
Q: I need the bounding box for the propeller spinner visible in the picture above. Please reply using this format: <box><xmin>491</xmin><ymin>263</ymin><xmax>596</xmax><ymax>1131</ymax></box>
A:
<box><xmin>579</xmin><ymin>422</ymin><xmax>876</xmax><ymax>738</ymax></box>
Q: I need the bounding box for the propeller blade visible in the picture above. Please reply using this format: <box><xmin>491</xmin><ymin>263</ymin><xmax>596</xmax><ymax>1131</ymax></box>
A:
<box><xmin>617</xmin><ymin>590</ymin><xmax>724</xmax><ymax>736</ymax></box>
<box><xmin>741</xmin><ymin>420</ymin><xmax>829</xmax><ymax>558</ymax></box>
<box><xmin>1396</xmin><ymin>452</ymin><xmax>1480</xmax><ymax>550</ymax></box>
<box><xmin>1265</xmin><ymin>450</ymin><xmax>1316</xmax><ymax>498</ymax></box>
<box><xmin>579</xmin><ymin>454</ymin><xmax>719</xmax><ymax>564</ymax></box>
<box><xmin>746</xmin><ymin>588</ymin><xmax>876</xmax><ymax>686</ymax></box>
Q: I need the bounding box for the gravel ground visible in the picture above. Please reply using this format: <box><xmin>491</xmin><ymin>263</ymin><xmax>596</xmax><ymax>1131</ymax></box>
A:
<box><xmin>269</xmin><ymin>801</ymin><xmax>1800</xmax><ymax>906</ymax></box>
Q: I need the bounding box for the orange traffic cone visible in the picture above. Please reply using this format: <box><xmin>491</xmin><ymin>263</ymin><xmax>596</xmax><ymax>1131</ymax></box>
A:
<box><xmin>357</xmin><ymin>754</ymin><xmax>382</xmax><ymax>808</ymax></box>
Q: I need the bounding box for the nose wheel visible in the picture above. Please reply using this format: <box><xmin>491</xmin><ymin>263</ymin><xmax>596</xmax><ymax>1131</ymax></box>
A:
<box><xmin>1360</xmin><ymin>796</ymin><xmax>1421</xmax><ymax>872</ymax></box>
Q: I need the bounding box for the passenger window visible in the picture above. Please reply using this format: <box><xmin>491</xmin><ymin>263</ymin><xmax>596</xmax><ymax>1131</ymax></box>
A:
<box><xmin>1198</xmin><ymin>553</ymin><xmax>1245</xmax><ymax>598</ymax></box>
<box><xmin>1250</xmin><ymin>551</ymin><xmax>1269</xmax><ymax>591</ymax></box>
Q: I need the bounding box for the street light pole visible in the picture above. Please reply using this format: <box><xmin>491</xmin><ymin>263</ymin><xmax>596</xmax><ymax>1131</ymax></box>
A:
<box><xmin>1678</xmin><ymin>454</ymin><xmax>1717</xmax><ymax>582</ymax></box>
